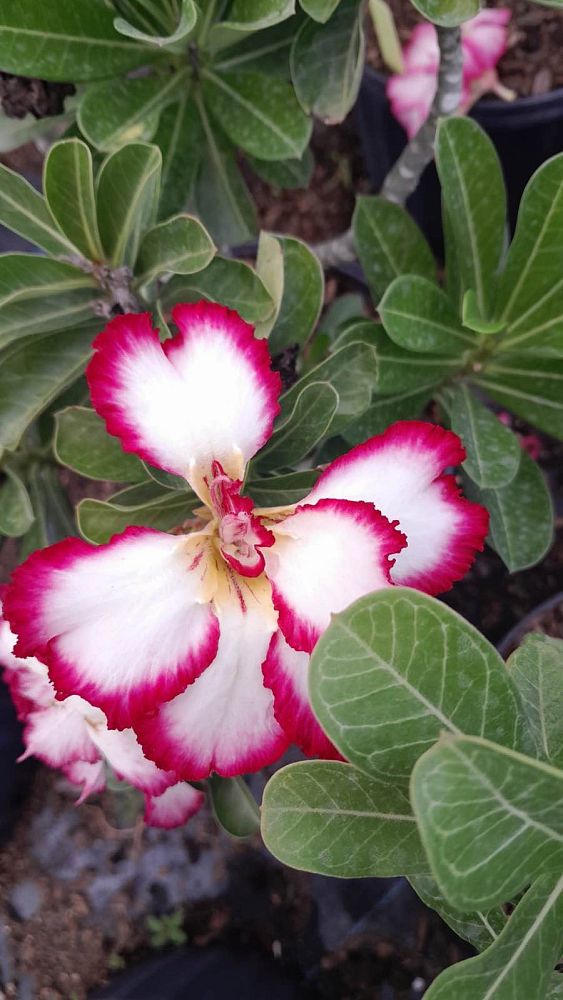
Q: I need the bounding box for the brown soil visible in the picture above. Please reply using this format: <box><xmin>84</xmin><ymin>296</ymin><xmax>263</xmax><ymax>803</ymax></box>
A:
<box><xmin>366</xmin><ymin>0</ymin><xmax>563</xmax><ymax>97</ymax></box>
<box><xmin>0</xmin><ymin>75</ymin><xmax>74</xmax><ymax>120</ymax></box>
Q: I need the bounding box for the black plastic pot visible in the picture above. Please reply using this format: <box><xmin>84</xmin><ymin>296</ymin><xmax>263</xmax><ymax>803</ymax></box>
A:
<box><xmin>356</xmin><ymin>67</ymin><xmax>563</xmax><ymax>257</ymax></box>
<box><xmin>0</xmin><ymin>675</ymin><xmax>34</xmax><ymax>843</ymax></box>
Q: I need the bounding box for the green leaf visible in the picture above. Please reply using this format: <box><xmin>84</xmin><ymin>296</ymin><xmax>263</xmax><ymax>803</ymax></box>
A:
<box><xmin>208</xmin><ymin>775</ymin><xmax>260</xmax><ymax>838</ymax></box>
<box><xmin>409</xmin><ymin>875</ymin><xmax>507</xmax><ymax>953</ymax></box>
<box><xmin>278</xmin><ymin>338</ymin><xmax>379</xmax><ymax>434</ymax></box>
<box><xmin>246</xmin><ymin>469</ymin><xmax>319</xmax><ymax>506</ymax></box>
<box><xmin>194</xmin><ymin>100</ymin><xmax>256</xmax><ymax>245</ymax></box>
<box><xmin>161</xmin><ymin>256</ymin><xmax>274</xmax><ymax>324</ymax></box>
<box><xmin>436</xmin><ymin>118</ymin><xmax>506</xmax><ymax>317</ymax></box>
<box><xmin>77</xmin><ymin>483</ymin><xmax>198</xmax><ymax>544</ymax></box>
<box><xmin>496</xmin><ymin>154</ymin><xmax>563</xmax><ymax>330</ymax></box>
<box><xmin>0</xmin><ymin>255</ymin><xmax>97</xmax><ymax>351</ymax></box>
<box><xmin>474</xmin><ymin>356</ymin><xmax>563</xmax><ymax>440</ymax></box>
<box><xmin>154</xmin><ymin>93</ymin><xmax>203</xmax><ymax>220</ymax></box>
<box><xmin>422</xmin><ymin>874</ymin><xmax>563</xmax><ymax>1000</ymax></box>
<box><xmin>54</xmin><ymin>406</ymin><xmax>146</xmax><ymax>482</ymax></box>
<box><xmin>353</xmin><ymin>195</ymin><xmax>435</xmax><ymax>304</ymax></box>
<box><xmin>208</xmin><ymin>0</ymin><xmax>295</xmax><ymax>51</ymax></box>
<box><xmin>0</xmin><ymin>0</ymin><xmax>152</xmax><ymax>82</ymax></box>
<box><xmin>202</xmin><ymin>69</ymin><xmax>312</xmax><ymax>161</ymax></box>
<box><xmin>411</xmin><ymin>735</ymin><xmax>563</xmax><ymax>908</ymax></box>
<box><xmin>299</xmin><ymin>0</ymin><xmax>341</xmax><ymax>22</ymax></box>
<box><xmin>368</xmin><ymin>0</ymin><xmax>403</xmax><ymax>73</ymax></box>
<box><xmin>135</xmin><ymin>214</ymin><xmax>215</xmax><ymax>286</ymax></box>
<box><xmin>143</xmin><ymin>463</ymin><xmax>188</xmax><ymax>491</ymax></box>
<box><xmin>380</xmin><ymin>275</ymin><xmax>475</xmax><ymax>356</ymax></box>
<box><xmin>0</xmin><ymin>163</ymin><xmax>78</xmax><ymax>256</ymax></box>
<box><xmin>0</xmin><ymin>326</ymin><xmax>97</xmax><ymax>459</ymax></box>
<box><xmin>44</xmin><ymin>140</ymin><xmax>104</xmax><ymax>261</ymax></box>
<box><xmin>320</xmin><ymin>294</ymin><xmax>365</xmax><ymax>337</ymax></box>
<box><xmin>310</xmin><ymin>588</ymin><xmax>530</xmax><ymax>782</ymax></box>
<box><xmin>443</xmin><ymin>383</ymin><xmax>521</xmax><ymax>489</ymax></box>
<box><xmin>0</xmin><ymin>108</ymin><xmax>74</xmax><ymax>154</ymax></box>
<box><xmin>96</xmin><ymin>142</ymin><xmax>162</xmax><ymax>267</ymax></box>
<box><xmin>247</xmin><ymin>148</ymin><xmax>314</xmax><ymax>189</ymax></box>
<box><xmin>114</xmin><ymin>0</ymin><xmax>197</xmax><ymax>46</ymax></box>
<box><xmin>261</xmin><ymin>760</ymin><xmax>428</xmax><ymax>876</ymax></box>
<box><xmin>0</xmin><ymin>465</ymin><xmax>34</xmax><ymax>538</ymax></box>
<box><xmin>254</xmin><ymin>231</ymin><xmax>285</xmax><ymax>338</ymax></box>
<box><xmin>508</xmin><ymin>634</ymin><xmax>563</xmax><ymax>769</ymax></box>
<box><xmin>461</xmin><ymin>289</ymin><xmax>505</xmax><ymax>335</ymax></box>
<box><xmin>268</xmin><ymin>236</ymin><xmax>324</xmax><ymax>354</ymax></box>
<box><xmin>291</xmin><ymin>0</ymin><xmax>364</xmax><ymax>123</ymax></box>
<box><xmin>20</xmin><ymin>461</ymin><xmax>75</xmax><ymax>557</ymax></box>
<box><xmin>342</xmin><ymin>386</ymin><xmax>433</xmax><ymax>443</ymax></box>
<box><xmin>256</xmin><ymin>381</ymin><xmax>338</xmax><ymax>470</ymax></box>
<box><xmin>463</xmin><ymin>452</ymin><xmax>554</xmax><ymax>573</ymax></box>
<box><xmin>409</xmin><ymin>0</ymin><xmax>479</xmax><ymax>28</ymax></box>
<box><xmin>213</xmin><ymin>17</ymin><xmax>296</xmax><ymax>75</ymax></box>
<box><xmin>78</xmin><ymin>71</ymin><xmax>187</xmax><ymax>152</ymax></box>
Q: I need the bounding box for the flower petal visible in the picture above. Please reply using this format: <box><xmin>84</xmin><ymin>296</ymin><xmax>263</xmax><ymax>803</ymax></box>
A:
<box><xmin>306</xmin><ymin>421</ymin><xmax>489</xmax><ymax>595</ymax></box>
<box><xmin>144</xmin><ymin>782</ymin><xmax>204</xmax><ymax>829</ymax></box>
<box><xmin>387</xmin><ymin>70</ymin><xmax>436</xmax><ymax>139</ymax></box>
<box><xmin>20</xmin><ymin>697</ymin><xmax>102</xmax><ymax>769</ymax></box>
<box><xmin>64</xmin><ymin>759</ymin><xmax>106</xmax><ymax>804</ymax></box>
<box><xmin>264</xmin><ymin>499</ymin><xmax>405</xmax><ymax>654</ymax></box>
<box><xmin>136</xmin><ymin>594</ymin><xmax>288</xmax><ymax>780</ymax></box>
<box><xmin>89</xmin><ymin>725</ymin><xmax>176</xmax><ymax>796</ymax></box>
<box><xmin>4</xmin><ymin>527</ymin><xmax>220</xmax><ymax>730</ymax></box>
<box><xmin>87</xmin><ymin>302</ymin><xmax>281</xmax><ymax>490</ymax></box>
<box><xmin>403</xmin><ymin>22</ymin><xmax>440</xmax><ymax>71</ymax></box>
<box><xmin>262</xmin><ymin>631</ymin><xmax>342</xmax><ymax>760</ymax></box>
<box><xmin>462</xmin><ymin>9</ymin><xmax>510</xmax><ymax>79</ymax></box>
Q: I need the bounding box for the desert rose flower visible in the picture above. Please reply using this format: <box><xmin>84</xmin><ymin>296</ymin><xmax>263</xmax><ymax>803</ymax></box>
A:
<box><xmin>0</xmin><ymin>602</ymin><xmax>203</xmax><ymax>828</ymax></box>
<box><xmin>4</xmin><ymin>302</ymin><xmax>488</xmax><ymax>772</ymax></box>
<box><xmin>387</xmin><ymin>9</ymin><xmax>512</xmax><ymax>139</ymax></box>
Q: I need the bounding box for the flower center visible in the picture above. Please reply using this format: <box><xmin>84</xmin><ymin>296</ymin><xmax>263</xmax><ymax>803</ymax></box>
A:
<box><xmin>206</xmin><ymin>461</ymin><xmax>274</xmax><ymax>578</ymax></box>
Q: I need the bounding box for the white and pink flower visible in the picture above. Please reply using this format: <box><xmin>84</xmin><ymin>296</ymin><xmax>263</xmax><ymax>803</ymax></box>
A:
<box><xmin>387</xmin><ymin>8</ymin><xmax>512</xmax><ymax>139</ymax></box>
<box><xmin>3</xmin><ymin>301</ymin><xmax>488</xmax><ymax>775</ymax></box>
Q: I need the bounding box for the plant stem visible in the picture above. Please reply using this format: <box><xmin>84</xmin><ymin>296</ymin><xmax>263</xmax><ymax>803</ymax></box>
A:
<box><xmin>314</xmin><ymin>25</ymin><xmax>463</xmax><ymax>268</ymax></box>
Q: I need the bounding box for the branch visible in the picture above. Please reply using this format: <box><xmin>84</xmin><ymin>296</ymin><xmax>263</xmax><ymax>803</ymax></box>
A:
<box><xmin>314</xmin><ymin>25</ymin><xmax>463</xmax><ymax>268</ymax></box>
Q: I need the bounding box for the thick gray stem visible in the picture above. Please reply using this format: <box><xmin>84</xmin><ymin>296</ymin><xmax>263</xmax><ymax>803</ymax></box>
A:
<box><xmin>314</xmin><ymin>26</ymin><xmax>463</xmax><ymax>268</ymax></box>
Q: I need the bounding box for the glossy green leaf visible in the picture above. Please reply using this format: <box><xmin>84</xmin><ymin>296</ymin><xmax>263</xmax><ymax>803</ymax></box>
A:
<box><xmin>0</xmin><ymin>465</ymin><xmax>34</xmax><ymax>538</ymax></box>
<box><xmin>247</xmin><ymin>148</ymin><xmax>314</xmax><ymax>189</ymax></box>
<box><xmin>0</xmin><ymin>108</ymin><xmax>74</xmax><ymax>154</ymax></box>
<box><xmin>423</xmin><ymin>875</ymin><xmax>563</xmax><ymax>1000</ymax></box>
<box><xmin>44</xmin><ymin>139</ymin><xmax>104</xmax><ymax>261</ymax></box>
<box><xmin>269</xmin><ymin>236</ymin><xmax>324</xmax><ymax>354</ymax></box>
<box><xmin>113</xmin><ymin>0</ymin><xmax>176</xmax><ymax>35</ymax></box>
<box><xmin>0</xmin><ymin>326</ymin><xmax>97</xmax><ymax>459</ymax></box>
<box><xmin>474</xmin><ymin>356</ymin><xmax>563</xmax><ymax>440</ymax></box>
<box><xmin>508</xmin><ymin>635</ymin><xmax>563</xmax><ymax>769</ymax></box>
<box><xmin>380</xmin><ymin>275</ymin><xmax>475</xmax><ymax>356</ymax></box>
<box><xmin>194</xmin><ymin>101</ymin><xmax>256</xmax><ymax>245</ymax></box>
<box><xmin>54</xmin><ymin>406</ymin><xmax>146</xmax><ymax>482</ymax></box>
<box><xmin>461</xmin><ymin>289</ymin><xmax>505</xmax><ymax>335</ymax></box>
<box><xmin>342</xmin><ymin>386</ymin><xmax>434</xmax><ymax>443</ymax></box>
<box><xmin>409</xmin><ymin>0</ymin><xmax>479</xmax><ymax>27</ymax></box>
<box><xmin>320</xmin><ymin>294</ymin><xmax>365</xmax><ymax>336</ymax></box>
<box><xmin>154</xmin><ymin>93</ymin><xmax>202</xmax><ymax>220</ymax></box>
<box><xmin>299</xmin><ymin>0</ymin><xmax>341</xmax><ymax>21</ymax></box>
<box><xmin>436</xmin><ymin>118</ymin><xmax>506</xmax><ymax>317</ymax></box>
<box><xmin>202</xmin><ymin>69</ymin><xmax>311</xmax><ymax>161</ymax></box>
<box><xmin>114</xmin><ymin>0</ymin><xmax>197</xmax><ymax>46</ymax></box>
<box><xmin>496</xmin><ymin>154</ymin><xmax>563</xmax><ymax>329</ymax></box>
<box><xmin>368</xmin><ymin>0</ymin><xmax>403</xmax><ymax>73</ymax></box>
<box><xmin>254</xmin><ymin>231</ymin><xmax>285</xmax><ymax>338</ymax></box>
<box><xmin>262</xmin><ymin>760</ymin><xmax>427</xmax><ymax>876</ymax></box>
<box><xmin>0</xmin><ymin>255</ymin><xmax>97</xmax><ymax>351</ymax></box>
<box><xmin>0</xmin><ymin>0</ymin><xmax>151</xmax><ymax>81</ymax></box>
<box><xmin>20</xmin><ymin>461</ymin><xmax>76</xmax><ymax>557</ymax></box>
<box><xmin>412</xmin><ymin>735</ymin><xmax>563</xmax><ymax>908</ymax></box>
<box><xmin>409</xmin><ymin>875</ymin><xmax>507</xmax><ymax>953</ymax></box>
<box><xmin>310</xmin><ymin>588</ymin><xmax>529</xmax><ymax>782</ymax></box>
<box><xmin>291</xmin><ymin>0</ymin><xmax>364</xmax><ymax>123</ymax></box>
<box><xmin>213</xmin><ymin>17</ymin><xmax>296</xmax><ymax>75</ymax></box>
<box><xmin>499</xmin><ymin>279</ymin><xmax>563</xmax><ymax>356</ymax></box>
<box><xmin>463</xmin><ymin>452</ymin><xmax>554</xmax><ymax>573</ymax></box>
<box><xmin>161</xmin><ymin>257</ymin><xmax>274</xmax><ymax>324</ymax></box>
<box><xmin>78</xmin><ymin>71</ymin><xmax>187</xmax><ymax>151</ymax></box>
<box><xmin>353</xmin><ymin>196</ymin><xmax>435</xmax><ymax>304</ymax></box>
<box><xmin>278</xmin><ymin>338</ymin><xmax>378</xmax><ymax>434</ymax></box>
<box><xmin>143</xmin><ymin>463</ymin><xmax>188</xmax><ymax>491</ymax></box>
<box><xmin>78</xmin><ymin>482</ymin><xmax>197</xmax><ymax>544</ymax></box>
<box><xmin>0</xmin><ymin>163</ymin><xmax>78</xmax><ymax>256</ymax></box>
<box><xmin>208</xmin><ymin>775</ymin><xmax>260</xmax><ymax>838</ymax></box>
<box><xmin>246</xmin><ymin>469</ymin><xmax>319</xmax><ymax>506</ymax></box>
<box><xmin>256</xmin><ymin>381</ymin><xmax>339</xmax><ymax>470</ymax></box>
<box><xmin>443</xmin><ymin>383</ymin><xmax>521</xmax><ymax>489</ymax></box>
<box><xmin>96</xmin><ymin>142</ymin><xmax>162</xmax><ymax>266</ymax></box>
<box><xmin>208</xmin><ymin>0</ymin><xmax>295</xmax><ymax>51</ymax></box>
<box><xmin>135</xmin><ymin>214</ymin><xmax>215</xmax><ymax>285</ymax></box>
